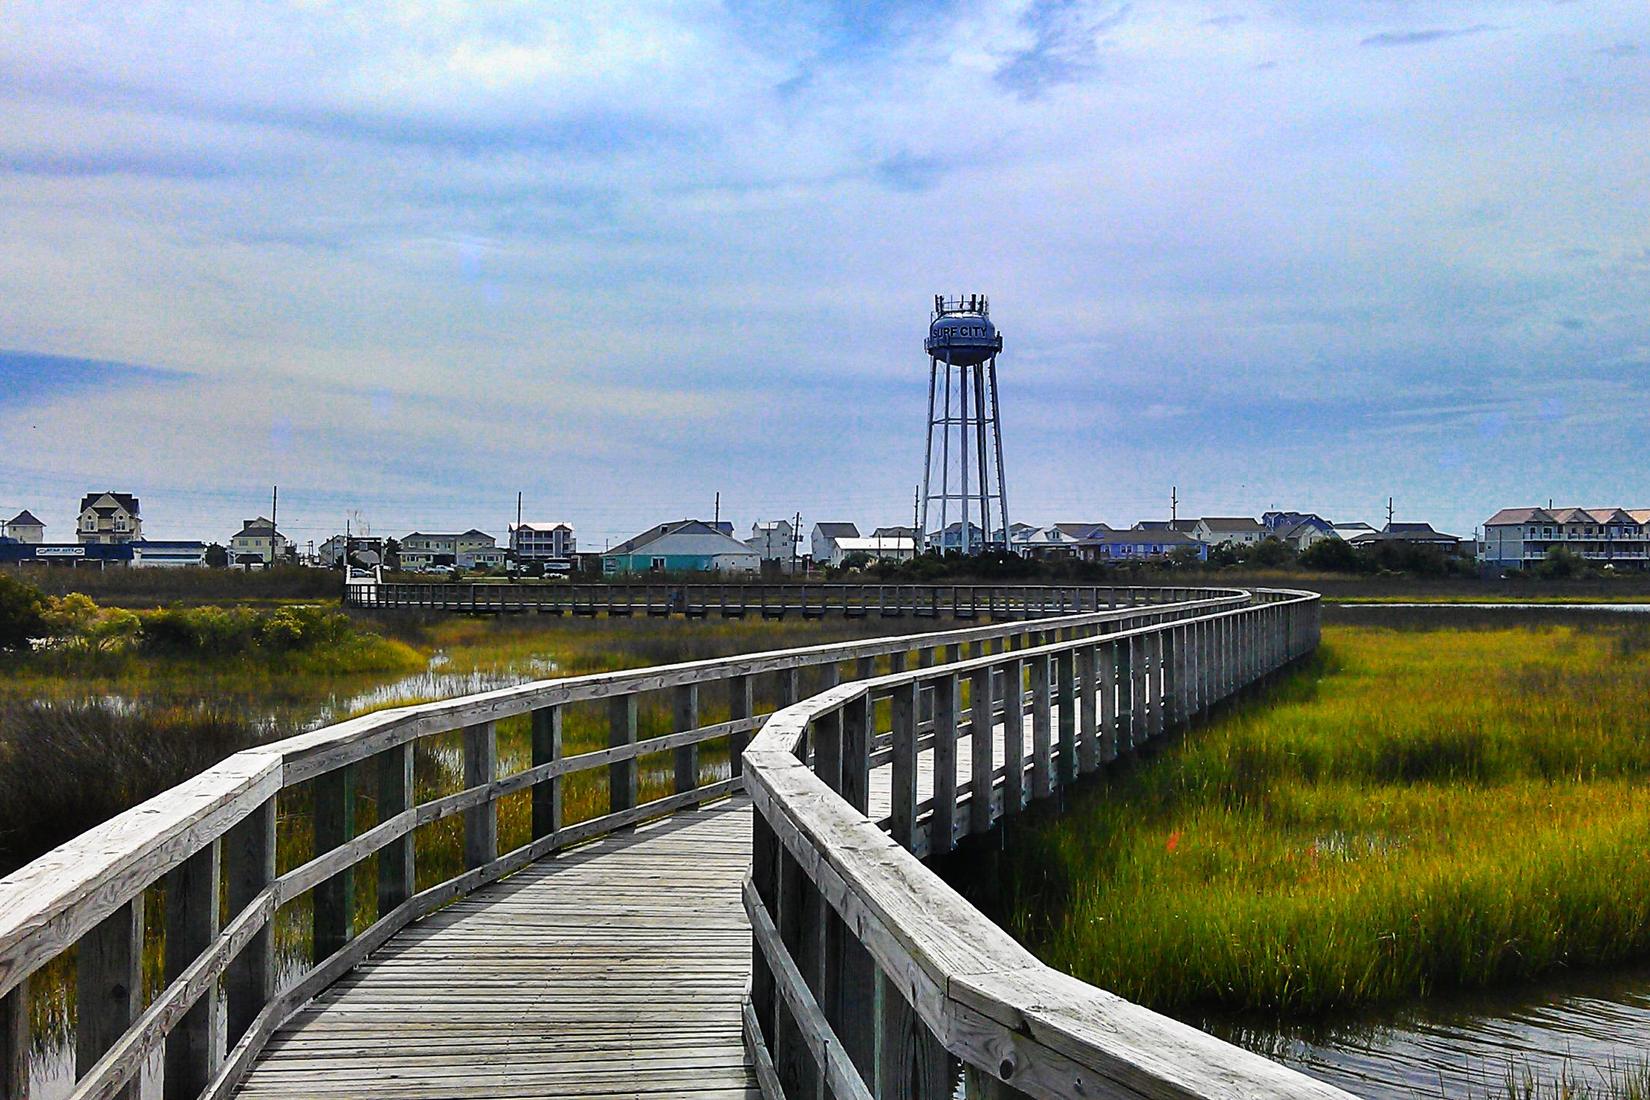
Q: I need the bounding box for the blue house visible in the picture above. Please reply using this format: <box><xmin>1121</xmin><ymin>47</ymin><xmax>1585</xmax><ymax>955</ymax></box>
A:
<box><xmin>602</xmin><ymin>520</ymin><xmax>761</xmax><ymax>575</ymax></box>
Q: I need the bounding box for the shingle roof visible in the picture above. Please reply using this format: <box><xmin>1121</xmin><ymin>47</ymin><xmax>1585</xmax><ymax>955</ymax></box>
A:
<box><xmin>1198</xmin><ymin>517</ymin><xmax>1263</xmax><ymax>532</ymax></box>
<box><xmin>814</xmin><ymin>522</ymin><xmax>860</xmax><ymax>539</ymax></box>
<box><xmin>606</xmin><ymin>520</ymin><xmax>755</xmax><ymax>558</ymax></box>
<box><xmin>6</xmin><ymin>510</ymin><xmax>43</xmax><ymax>528</ymax></box>
<box><xmin>1082</xmin><ymin>529</ymin><xmax>1202</xmax><ymax>546</ymax></box>
<box><xmin>1055</xmin><ymin>522</ymin><xmax>1111</xmax><ymax>538</ymax></box>
<box><xmin>80</xmin><ymin>492</ymin><xmax>139</xmax><ymax>515</ymax></box>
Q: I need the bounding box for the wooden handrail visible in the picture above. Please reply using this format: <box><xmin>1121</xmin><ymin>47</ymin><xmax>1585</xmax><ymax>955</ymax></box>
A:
<box><xmin>0</xmin><ymin>585</ymin><xmax>1251</xmax><ymax>1100</ymax></box>
<box><xmin>741</xmin><ymin>589</ymin><xmax>1352</xmax><ymax>1099</ymax></box>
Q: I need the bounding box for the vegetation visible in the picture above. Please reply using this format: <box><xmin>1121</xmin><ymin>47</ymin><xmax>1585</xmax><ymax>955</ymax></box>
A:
<box><xmin>976</xmin><ymin>623</ymin><xmax>1650</xmax><ymax>1020</ymax></box>
<box><xmin>2</xmin><ymin>563</ymin><xmax>343</xmax><ymax>606</ymax></box>
<box><xmin>0</xmin><ymin>571</ymin><xmax>47</xmax><ymax>651</ymax></box>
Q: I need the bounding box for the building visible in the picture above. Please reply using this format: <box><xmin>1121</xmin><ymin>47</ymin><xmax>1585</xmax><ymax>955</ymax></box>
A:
<box><xmin>929</xmin><ymin>521</ymin><xmax>986</xmax><ymax>554</ymax></box>
<box><xmin>749</xmin><ymin>521</ymin><xmax>799</xmax><ymax>568</ymax></box>
<box><xmin>1133</xmin><ymin>519</ymin><xmax>1199</xmax><ymax>535</ymax></box>
<box><xmin>510</xmin><ymin>522</ymin><xmax>576</xmax><ymax>562</ymax></box>
<box><xmin>1072</xmin><ymin>526</ymin><xmax>1208</xmax><ymax>563</ymax></box>
<box><xmin>1349</xmin><ymin>522</ymin><xmax>1465</xmax><ymax>552</ymax></box>
<box><xmin>1010</xmin><ymin>525</ymin><xmax>1084</xmax><ymax>559</ymax></box>
<box><xmin>0</xmin><ymin>542</ymin><xmax>133</xmax><ymax>567</ymax></box>
<box><xmin>1480</xmin><ymin>507</ymin><xmax>1650</xmax><ymax>569</ymax></box>
<box><xmin>2</xmin><ymin>510</ymin><xmax>45</xmax><ymax>544</ymax></box>
<box><xmin>132</xmin><ymin>541</ymin><xmax>208</xmax><ymax>568</ymax></box>
<box><xmin>810</xmin><ymin>522</ymin><xmax>860</xmax><ymax>564</ymax></box>
<box><xmin>872</xmin><ymin>525</ymin><xmax>918</xmax><ymax>541</ymax></box>
<box><xmin>401</xmin><ymin>530</ymin><xmax>505</xmax><ymax>570</ymax></box>
<box><xmin>603</xmin><ymin>520</ymin><xmax>760</xmax><ymax>575</ymax></box>
<box><xmin>1190</xmin><ymin>517</ymin><xmax>1264</xmax><ymax>548</ymax></box>
<box><xmin>77</xmin><ymin>492</ymin><xmax>142</xmax><ymax>544</ymax></box>
<box><xmin>229</xmin><ymin>517</ymin><xmax>289</xmax><ymax>567</ymax></box>
<box><xmin>318</xmin><ymin>535</ymin><xmax>385</xmax><ymax>569</ymax></box>
<box><xmin>1332</xmin><ymin>521</ymin><xmax>1376</xmax><ymax>542</ymax></box>
<box><xmin>824</xmin><ymin>536</ymin><xmax>917</xmax><ymax>566</ymax></box>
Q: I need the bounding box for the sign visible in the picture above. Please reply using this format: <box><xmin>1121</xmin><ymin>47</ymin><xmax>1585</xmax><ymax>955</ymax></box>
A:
<box><xmin>37</xmin><ymin>546</ymin><xmax>86</xmax><ymax>557</ymax></box>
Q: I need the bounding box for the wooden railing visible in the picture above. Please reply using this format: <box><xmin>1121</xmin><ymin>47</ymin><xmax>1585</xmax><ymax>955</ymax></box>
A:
<box><xmin>741</xmin><ymin>588</ymin><xmax>1353</xmax><ymax>1099</ymax></box>
<box><xmin>0</xmin><ymin>586</ymin><xmax>1250</xmax><ymax>1100</ymax></box>
<box><xmin>346</xmin><ymin>581</ymin><xmax>1209</xmax><ymax>620</ymax></box>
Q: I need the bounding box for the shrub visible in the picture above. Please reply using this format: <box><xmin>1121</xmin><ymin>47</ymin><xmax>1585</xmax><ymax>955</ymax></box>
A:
<box><xmin>1300</xmin><ymin>536</ymin><xmax>1363</xmax><ymax>573</ymax></box>
<box><xmin>0</xmin><ymin>573</ymin><xmax>47</xmax><ymax>651</ymax></box>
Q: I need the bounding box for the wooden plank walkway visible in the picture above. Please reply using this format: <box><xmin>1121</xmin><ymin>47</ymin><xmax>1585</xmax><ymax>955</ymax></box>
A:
<box><xmin>239</xmin><ymin>801</ymin><xmax>759</xmax><ymax>1099</ymax></box>
<box><xmin>235</xmin><ymin>711</ymin><xmax>1040</xmax><ymax>1098</ymax></box>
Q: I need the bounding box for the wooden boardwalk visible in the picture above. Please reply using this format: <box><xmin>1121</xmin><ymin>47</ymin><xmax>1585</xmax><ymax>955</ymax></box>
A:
<box><xmin>239</xmin><ymin>801</ymin><xmax>758</xmax><ymax>1099</ymax></box>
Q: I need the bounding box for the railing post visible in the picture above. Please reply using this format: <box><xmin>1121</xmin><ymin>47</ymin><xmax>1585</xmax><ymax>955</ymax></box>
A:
<box><xmin>464</xmin><ymin>720</ymin><xmax>498</xmax><ymax>868</ymax></box>
<box><xmin>775</xmin><ymin>843</ymin><xmax>821</xmax><ymax>1100</ymax></box>
<box><xmin>1056</xmin><ymin>649</ymin><xmax>1077</xmax><ymax>786</ymax></box>
<box><xmin>2</xmin><ymin>978</ymin><xmax>26</xmax><ymax>1100</ymax></box>
<box><xmin>313</xmin><ymin>765</ymin><xmax>355</xmax><ymax>960</ymax></box>
<box><xmin>1099</xmin><ymin>640</ymin><xmax>1118</xmax><ymax>762</ymax></box>
<box><xmin>1030</xmin><ymin>654</ymin><xmax>1053</xmax><ymax>799</ymax></box>
<box><xmin>1000</xmin><ymin>656</ymin><xmax>1025</xmax><ymax>814</ymax></box>
<box><xmin>1116</xmin><ymin>637</ymin><xmax>1135</xmax><ymax>755</ymax></box>
<box><xmin>969</xmin><ymin>665</ymin><xmax>994</xmax><ymax>836</ymax></box>
<box><xmin>609</xmin><ymin>695</ymin><xmax>638</xmax><ymax>816</ymax></box>
<box><xmin>1078</xmin><ymin>643</ymin><xmax>1099</xmax><ymax>774</ymax></box>
<box><xmin>878</xmin><ymin>975</ymin><xmax>954</xmax><ymax>1098</ymax></box>
<box><xmin>841</xmin><ymin>692</ymin><xmax>872</xmax><ymax>815</ymax></box>
<box><xmin>674</xmin><ymin>683</ymin><xmax>700</xmax><ymax>797</ymax></box>
<box><xmin>532</xmin><ymin>705</ymin><xmax>563</xmax><ymax>840</ymax></box>
<box><xmin>815</xmin><ymin>708</ymin><xmax>844</xmax><ymax>794</ymax></box>
<box><xmin>77</xmin><ymin>897</ymin><xmax>143</xmax><ymax>1100</ymax></box>
<box><xmin>751</xmin><ymin>808</ymin><xmax>779</xmax><ymax>1049</ymax></box>
<box><xmin>1150</xmin><ymin>630</ymin><xmax>1167</xmax><ymax>740</ymax></box>
<box><xmin>377</xmin><ymin>742</ymin><xmax>414</xmax><ymax>913</ymax></box>
<box><xmin>931</xmin><ymin>672</ymin><xmax>958</xmax><ymax>855</ymax></box>
<box><xmin>225</xmin><ymin>797</ymin><xmax>275</xmax><ymax>1047</ymax></box>
<box><xmin>164</xmin><ymin>842</ymin><xmax>223</xmax><ymax>1099</ymax></box>
<box><xmin>891</xmin><ymin>682</ymin><xmax>918</xmax><ymax>850</ymax></box>
<box><xmin>729</xmin><ymin>673</ymin><xmax>753</xmax><ymax>779</ymax></box>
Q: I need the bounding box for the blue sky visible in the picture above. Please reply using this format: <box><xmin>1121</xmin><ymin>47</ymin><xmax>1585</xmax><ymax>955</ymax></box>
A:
<box><xmin>1</xmin><ymin>1</ymin><xmax>1646</xmax><ymax>548</ymax></box>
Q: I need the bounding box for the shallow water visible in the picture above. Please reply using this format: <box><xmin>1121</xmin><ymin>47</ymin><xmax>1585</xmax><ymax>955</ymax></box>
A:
<box><xmin>1213</xmin><ymin>961</ymin><xmax>1650</xmax><ymax>1097</ymax></box>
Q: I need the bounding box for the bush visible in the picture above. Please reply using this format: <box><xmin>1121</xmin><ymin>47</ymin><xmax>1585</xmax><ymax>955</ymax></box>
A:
<box><xmin>0</xmin><ymin>573</ymin><xmax>46</xmax><ymax>651</ymax></box>
<box><xmin>1300</xmin><ymin>537</ymin><xmax>1363</xmax><ymax>573</ymax></box>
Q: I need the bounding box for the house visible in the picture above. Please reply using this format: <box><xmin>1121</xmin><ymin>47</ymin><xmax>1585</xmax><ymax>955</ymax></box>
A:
<box><xmin>1350</xmin><ymin>522</ymin><xmax>1465</xmax><ymax>552</ymax></box>
<box><xmin>1133</xmin><ymin>519</ymin><xmax>1199</xmax><ymax>535</ymax></box>
<box><xmin>1262</xmin><ymin>511</ymin><xmax>1334</xmax><ymax>538</ymax></box>
<box><xmin>1271</xmin><ymin>518</ymin><xmax>1339</xmax><ymax>551</ymax></box>
<box><xmin>229</xmin><ymin>517</ymin><xmax>289</xmax><ymax>567</ymax></box>
<box><xmin>1480</xmin><ymin>507</ymin><xmax>1650</xmax><ymax>569</ymax></box>
<box><xmin>510</xmin><ymin>522</ymin><xmax>576</xmax><ymax>562</ymax></box>
<box><xmin>1010</xmin><ymin>525</ymin><xmax>1085</xmax><ymax>559</ymax></box>
<box><xmin>1332</xmin><ymin>521</ymin><xmax>1376</xmax><ymax>542</ymax></box>
<box><xmin>1072</xmin><ymin>527</ymin><xmax>1208</xmax><ymax>563</ymax></box>
<box><xmin>401</xmin><ymin>530</ymin><xmax>505</xmax><ymax>570</ymax></box>
<box><xmin>2</xmin><ymin>510</ymin><xmax>45</xmax><ymax>544</ymax></box>
<box><xmin>603</xmin><ymin>520</ymin><xmax>760</xmax><ymax>575</ymax></box>
<box><xmin>749</xmin><ymin>520</ymin><xmax>799</xmax><ymax>567</ymax></box>
<box><xmin>319</xmin><ymin>535</ymin><xmax>385</xmax><ymax>569</ymax></box>
<box><xmin>811</xmin><ymin>522</ymin><xmax>860</xmax><ymax>564</ymax></box>
<box><xmin>132</xmin><ymin>541</ymin><xmax>208</xmax><ymax>568</ymax></box>
<box><xmin>825</xmin><ymin>536</ymin><xmax>917</xmax><ymax>566</ymax></box>
<box><xmin>872</xmin><ymin>525</ymin><xmax>918</xmax><ymax>541</ymax></box>
<box><xmin>1190</xmin><ymin>517</ymin><xmax>1264</xmax><ymax>548</ymax></box>
<box><xmin>930</xmin><ymin>520</ymin><xmax>988</xmax><ymax>554</ymax></box>
<box><xmin>77</xmin><ymin>492</ymin><xmax>142</xmax><ymax>544</ymax></box>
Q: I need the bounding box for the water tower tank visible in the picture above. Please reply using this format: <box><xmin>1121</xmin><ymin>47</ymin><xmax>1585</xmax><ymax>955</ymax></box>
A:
<box><xmin>924</xmin><ymin>297</ymin><xmax>1002</xmax><ymax>367</ymax></box>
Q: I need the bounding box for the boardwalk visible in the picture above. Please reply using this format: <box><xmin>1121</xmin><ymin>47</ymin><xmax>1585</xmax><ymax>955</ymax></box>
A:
<box><xmin>240</xmin><ymin>801</ymin><xmax>758</xmax><ymax>1099</ymax></box>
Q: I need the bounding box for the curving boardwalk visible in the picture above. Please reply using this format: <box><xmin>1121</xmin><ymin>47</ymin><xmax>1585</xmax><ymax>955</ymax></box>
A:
<box><xmin>241</xmin><ymin>802</ymin><xmax>758</xmax><ymax>1100</ymax></box>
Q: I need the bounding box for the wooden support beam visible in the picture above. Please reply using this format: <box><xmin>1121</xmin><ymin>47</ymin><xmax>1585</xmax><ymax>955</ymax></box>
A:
<box><xmin>164</xmin><ymin>843</ymin><xmax>222</xmax><ymax>1100</ymax></box>
<box><xmin>312</xmin><ymin>765</ymin><xmax>355</xmax><ymax>960</ymax></box>
<box><xmin>463</xmin><ymin>721</ymin><xmax>498</xmax><ymax>869</ymax></box>
<box><xmin>1056</xmin><ymin>649</ymin><xmax>1077</xmax><ymax>786</ymax></box>
<box><xmin>530</xmin><ymin>705</ymin><xmax>562</xmax><ymax>840</ymax></box>
<box><xmin>77</xmin><ymin>897</ymin><xmax>143</xmax><ymax>1100</ymax></box>
<box><xmin>673</xmin><ymin>683</ymin><xmax>699</xmax><ymax>796</ymax></box>
<box><xmin>969</xmin><ymin>665</ymin><xmax>994</xmax><ymax>835</ymax></box>
<box><xmin>729</xmin><ymin>674</ymin><xmax>753</xmax><ymax>778</ymax></box>
<box><xmin>376</xmin><ymin>742</ymin><xmax>414</xmax><ymax>915</ymax></box>
<box><xmin>3</xmin><ymin>977</ymin><xmax>27</xmax><ymax>1100</ymax></box>
<box><xmin>890</xmin><ymin>682</ymin><xmax>918</xmax><ymax>850</ymax></box>
<box><xmin>607</xmin><ymin>696</ymin><xmax>638</xmax><ymax>817</ymax></box>
<box><xmin>1000</xmin><ymin>657</ymin><xmax>1025</xmax><ymax>815</ymax></box>
<box><xmin>1030</xmin><ymin>656</ymin><xmax>1053</xmax><ymax>799</ymax></box>
<box><xmin>225</xmin><ymin>798</ymin><xmax>274</xmax><ymax>1047</ymax></box>
<box><xmin>930</xmin><ymin>673</ymin><xmax>958</xmax><ymax>856</ymax></box>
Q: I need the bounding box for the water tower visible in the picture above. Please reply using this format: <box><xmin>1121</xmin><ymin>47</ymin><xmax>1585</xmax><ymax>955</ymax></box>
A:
<box><xmin>919</xmin><ymin>294</ymin><xmax>1009</xmax><ymax>554</ymax></box>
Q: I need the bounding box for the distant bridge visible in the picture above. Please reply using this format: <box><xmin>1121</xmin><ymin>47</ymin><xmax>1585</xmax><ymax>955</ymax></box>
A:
<box><xmin>0</xmin><ymin>585</ymin><xmax>1350</xmax><ymax>1100</ymax></box>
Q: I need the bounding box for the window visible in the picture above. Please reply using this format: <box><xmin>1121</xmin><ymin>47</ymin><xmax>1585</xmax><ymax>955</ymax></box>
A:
<box><xmin>651</xmin><ymin>557</ymin><xmax>667</xmax><ymax>571</ymax></box>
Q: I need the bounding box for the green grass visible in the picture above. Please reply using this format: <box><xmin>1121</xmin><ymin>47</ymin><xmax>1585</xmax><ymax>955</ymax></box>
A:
<box><xmin>988</xmin><ymin>623</ymin><xmax>1650</xmax><ymax>1019</ymax></box>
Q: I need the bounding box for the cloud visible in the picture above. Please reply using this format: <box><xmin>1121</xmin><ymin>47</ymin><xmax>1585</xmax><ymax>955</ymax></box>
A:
<box><xmin>1360</xmin><ymin>24</ymin><xmax>1498</xmax><ymax>47</ymax></box>
<box><xmin>995</xmin><ymin>1</ymin><xmax>1130</xmax><ymax>97</ymax></box>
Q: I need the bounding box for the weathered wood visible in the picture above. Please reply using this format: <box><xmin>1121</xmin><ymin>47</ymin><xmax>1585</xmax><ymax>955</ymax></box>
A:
<box><xmin>1000</xmin><ymin>658</ymin><xmax>1025</xmax><ymax>816</ymax></box>
<box><xmin>609</xmin><ymin>694</ymin><xmax>639</xmax><ymax>816</ymax></box>
<box><xmin>1077</xmin><ymin>645</ymin><xmax>1099</xmax><ymax>775</ymax></box>
<box><xmin>463</xmin><ymin>721</ymin><xmax>498</xmax><ymax>869</ymax></box>
<box><xmin>890</xmin><ymin>683</ymin><xmax>918</xmax><ymax>850</ymax></box>
<box><xmin>840</xmin><ymin>695</ymin><xmax>872</xmax><ymax>817</ymax></box>
<box><xmin>531</xmin><ymin>706</ymin><xmax>562</xmax><ymax>841</ymax></box>
<box><xmin>729</xmin><ymin>674</ymin><xmax>754</xmax><ymax>778</ymax></box>
<box><xmin>813</xmin><ymin>710</ymin><xmax>844</xmax><ymax>796</ymax></box>
<box><xmin>969</xmin><ymin>666</ymin><xmax>994</xmax><ymax>835</ymax></box>
<box><xmin>878</xmin><ymin>969</ymin><xmax>953</xmax><ymax>1100</ymax></box>
<box><xmin>674</xmin><ymin>683</ymin><xmax>700</xmax><ymax>796</ymax></box>
<box><xmin>1055</xmin><ymin>650</ymin><xmax>1077</xmax><ymax>786</ymax></box>
<box><xmin>3</xmin><ymin>977</ymin><xmax>27</xmax><ymax>1100</ymax></box>
<box><xmin>1030</xmin><ymin>657</ymin><xmax>1052</xmax><ymax>799</ymax></box>
<box><xmin>311</xmin><ymin>765</ymin><xmax>354</xmax><ymax>961</ymax></box>
<box><xmin>375</xmin><ymin>743</ymin><xmax>414</xmax><ymax>916</ymax></box>
<box><xmin>164</xmin><ymin>843</ymin><xmax>222</xmax><ymax>1100</ymax></box>
<box><xmin>929</xmin><ymin>674</ymin><xmax>958</xmax><ymax>856</ymax></box>
<box><xmin>773</xmin><ymin>846</ymin><xmax>819</xmax><ymax>1100</ymax></box>
<box><xmin>78</xmin><ymin>898</ymin><xmax>143</xmax><ymax>1100</ymax></box>
<box><xmin>225</xmin><ymin>798</ymin><xmax>275</xmax><ymax>1047</ymax></box>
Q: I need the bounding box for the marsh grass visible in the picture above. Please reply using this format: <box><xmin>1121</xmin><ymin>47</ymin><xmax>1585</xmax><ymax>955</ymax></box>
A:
<box><xmin>987</xmin><ymin>623</ymin><xmax>1650</xmax><ymax>1018</ymax></box>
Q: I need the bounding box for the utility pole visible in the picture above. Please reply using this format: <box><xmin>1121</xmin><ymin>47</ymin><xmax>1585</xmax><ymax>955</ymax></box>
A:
<box><xmin>793</xmin><ymin>511</ymin><xmax>802</xmax><ymax>576</ymax></box>
<box><xmin>516</xmin><ymin>491</ymin><xmax>522</xmax><ymax>530</ymax></box>
<box><xmin>714</xmin><ymin>491</ymin><xmax>720</xmax><ymax>528</ymax></box>
<box><xmin>1171</xmin><ymin>486</ymin><xmax>1178</xmax><ymax>524</ymax></box>
<box><xmin>270</xmin><ymin>485</ymin><xmax>279</xmax><ymax>565</ymax></box>
<box><xmin>912</xmin><ymin>485</ymin><xmax>921</xmax><ymax>550</ymax></box>
<box><xmin>1387</xmin><ymin>497</ymin><xmax>1395</xmax><ymax>529</ymax></box>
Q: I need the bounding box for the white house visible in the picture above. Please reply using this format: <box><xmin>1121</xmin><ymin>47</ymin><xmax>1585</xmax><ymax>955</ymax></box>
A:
<box><xmin>749</xmin><ymin>520</ymin><xmax>799</xmax><ymax>567</ymax></box>
<box><xmin>229</xmin><ymin>517</ymin><xmax>289</xmax><ymax>567</ymax></box>
<box><xmin>826</xmin><ymin>536</ymin><xmax>917</xmax><ymax>566</ymax></box>
<box><xmin>1191</xmin><ymin>517</ymin><xmax>1264</xmax><ymax>547</ymax></box>
<box><xmin>510</xmin><ymin>522</ymin><xmax>576</xmax><ymax>562</ymax></box>
<box><xmin>402</xmin><ymin>530</ymin><xmax>505</xmax><ymax>570</ymax></box>
<box><xmin>810</xmin><ymin>522</ymin><xmax>859</xmax><ymax>565</ymax></box>
<box><xmin>3</xmin><ymin>510</ymin><xmax>45</xmax><ymax>544</ymax></box>
<box><xmin>132</xmin><ymin>541</ymin><xmax>208</xmax><ymax>568</ymax></box>
<box><xmin>1011</xmin><ymin>525</ymin><xmax>1084</xmax><ymax>558</ymax></box>
<box><xmin>77</xmin><ymin>492</ymin><xmax>142</xmax><ymax>545</ymax></box>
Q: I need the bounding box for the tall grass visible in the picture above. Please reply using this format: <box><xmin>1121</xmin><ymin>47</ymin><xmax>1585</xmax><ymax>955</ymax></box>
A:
<box><xmin>988</xmin><ymin>624</ymin><xmax>1650</xmax><ymax>1018</ymax></box>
